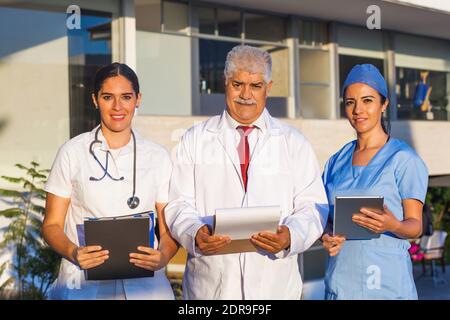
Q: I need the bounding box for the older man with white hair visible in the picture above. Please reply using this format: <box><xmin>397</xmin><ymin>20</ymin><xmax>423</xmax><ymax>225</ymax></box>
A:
<box><xmin>165</xmin><ymin>45</ymin><xmax>328</xmax><ymax>300</ymax></box>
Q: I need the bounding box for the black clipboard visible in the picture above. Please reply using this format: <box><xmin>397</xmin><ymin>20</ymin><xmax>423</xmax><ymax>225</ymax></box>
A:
<box><xmin>83</xmin><ymin>211</ymin><xmax>155</xmax><ymax>281</ymax></box>
<box><xmin>333</xmin><ymin>196</ymin><xmax>383</xmax><ymax>240</ymax></box>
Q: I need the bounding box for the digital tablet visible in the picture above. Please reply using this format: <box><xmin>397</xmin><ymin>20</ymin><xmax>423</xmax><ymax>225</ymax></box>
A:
<box><xmin>333</xmin><ymin>196</ymin><xmax>384</xmax><ymax>240</ymax></box>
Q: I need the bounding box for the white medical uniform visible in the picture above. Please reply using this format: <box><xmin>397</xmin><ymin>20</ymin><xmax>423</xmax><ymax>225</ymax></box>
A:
<box><xmin>165</xmin><ymin>109</ymin><xmax>329</xmax><ymax>300</ymax></box>
<box><xmin>44</xmin><ymin>125</ymin><xmax>175</xmax><ymax>300</ymax></box>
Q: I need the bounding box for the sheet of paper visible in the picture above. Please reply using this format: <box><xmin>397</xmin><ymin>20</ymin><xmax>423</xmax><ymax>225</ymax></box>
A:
<box><xmin>214</xmin><ymin>206</ymin><xmax>281</xmax><ymax>240</ymax></box>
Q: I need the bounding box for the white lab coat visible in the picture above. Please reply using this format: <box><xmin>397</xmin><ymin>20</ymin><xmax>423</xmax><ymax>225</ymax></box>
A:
<box><xmin>45</xmin><ymin>125</ymin><xmax>175</xmax><ymax>300</ymax></box>
<box><xmin>165</xmin><ymin>109</ymin><xmax>329</xmax><ymax>300</ymax></box>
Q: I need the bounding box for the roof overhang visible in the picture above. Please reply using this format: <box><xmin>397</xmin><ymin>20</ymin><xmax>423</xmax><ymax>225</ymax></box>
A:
<box><xmin>207</xmin><ymin>0</ymin><xmax>450</xmax><ymax>41</ymax></box>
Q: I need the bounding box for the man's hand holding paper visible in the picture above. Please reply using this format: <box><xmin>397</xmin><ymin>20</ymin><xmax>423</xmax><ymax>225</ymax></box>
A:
<box><xmin>250</xmin><ymin>225</ymin><xmax>291</xmax><ymax>254</ymax></box>
<box><xmin>200</xmin><ymin>206</ymin><xmax>282</xmax><ymax>255</ymax></box>
<box><xmin>195</xmin><ymin>225</ymin><xmax>231</xmax><ymax>255</ymax></box>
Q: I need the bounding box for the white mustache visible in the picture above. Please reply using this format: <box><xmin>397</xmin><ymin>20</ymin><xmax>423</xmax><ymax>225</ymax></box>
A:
<box><xmin>233</xmin><ymin>98</ymin><xmax>257</xmax><ymax>105</ymax></box>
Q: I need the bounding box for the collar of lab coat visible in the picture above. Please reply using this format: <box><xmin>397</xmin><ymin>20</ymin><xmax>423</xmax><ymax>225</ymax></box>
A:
<box><xmin>224</xmin><ymin>109</ymin><xmax>267</xmax><ymax>134</ymax></box>
<box><xmin>89</xmin><ymin>125</ymin><xmax>141</xmax><ymax>156</ymax></box>
<box><xmin>205</xmin><ymin>108</ymin><xmax>282</xmax><ymax>190</ymax></box>
<box><xmin>206</xmin><ymin>108</ymin><xmax>281</xmax><ymax>135</ymax></box>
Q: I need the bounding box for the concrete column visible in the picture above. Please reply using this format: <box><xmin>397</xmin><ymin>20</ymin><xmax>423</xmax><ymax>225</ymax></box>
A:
<box><xmin>328</xmin><ymin>22</ymin><xmax>340</xmax><ymax>119</ymax></box>
<box><xmin>383</xmin><ymin>31</ymin><xmax>397</xmax><ymax>121</ymax></box>
<box><xmin>189</xmin><ymin>3</ymin><xmax>200</xmax><ymax>115</ymax></box>
<box><xmin>287</xmin><ymin>16</ymin><xmax>300</xmax><ymax>118</ymax></box>
<box><xmin>117</xmin><ymin>0</ymin><xmax>137</xmax><ymax>70</ymax></box>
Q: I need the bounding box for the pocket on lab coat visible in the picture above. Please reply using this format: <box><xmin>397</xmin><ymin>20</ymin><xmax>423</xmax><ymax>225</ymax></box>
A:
<box><xmin>259</xmin><ymin>255</ymin><xmax>301</xmax><ymax>299</ymax></box>
<box><xmin>183</xmin><ymin>255</ymin><xmax>224</xmax><ymax>299</ymax></box>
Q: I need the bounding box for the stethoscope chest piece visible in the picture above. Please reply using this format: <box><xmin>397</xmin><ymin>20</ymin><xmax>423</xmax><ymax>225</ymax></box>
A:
<box><xmin>127</xmin><ymin>196</ymin><xmax>140</xmax><ymax>209</ymax></box>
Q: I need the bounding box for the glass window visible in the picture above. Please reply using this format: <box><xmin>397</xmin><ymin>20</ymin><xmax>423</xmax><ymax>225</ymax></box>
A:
<box><xmin>0</xmin><ymin>4</ymin><xmax>71</xmax><ymax>160</ymax></box>
<box><xmin>135</xmin><ymin>0</ymin><xmax>161</xmax><ymax>33</ymax></box>
<box><xmin>68</xmin><ymin>9</ymin><xmax>112</xmax><ymax>137</ymax></box>
<box><xmin>339</xmin><ymin>55</ymin><xmax>384</xmax><ymax>118</ymax></box>
<box><xmin>198</xmin><ymin>40</ymin><xmax>288</xmax><ymax>117</ymax></box>
<box><xmin>198</xmin><ymin>6</ymin><xmax>215</xmax><ymax>35</ymax></box>
<box><xmin>163</xmin><ymin>0</ymin><xmax>188</xmax><ymax>33</ymax></box>
<box><xmin>199</xmin><ymin>39</ymin><xmax>240</xmax><ymax>95</ymax></box>
<box><xmin>217</xmin><ymin>8</ymin><xmax>241</xmax><ymax>38</ymax></box>
<box><xmin>0</xmin><ymin>1</ymin><xmax>118</xmax><ymax>177</ymax></box>
<box><xmin>244</xmin><ymin>12</ymin><xmax>286</xmax><ymax>43</ymax></box>
<box><xmin>299</xmin><ymin>49</ymin><xmax>331</xmax><ymax>119</ymax></box>
<box><xmin>250</xmin><ymin>44</ymin><xmax>289</xmax><ymax>117</ymax></box>
<box><xmin>137</xmin><ymin>13</ymin><xmax>192</xmax><ymax>116</ymax></box>
<box><xmin>199</xmin><ymin>40</ymin><xmax>289</xmax><ymax>97</ymax></box>
<box><xmin>299</xmin><ymin>20</ymin><xmax>328</xmax><ymax>46</ymax></box>
<box><xmin>250</xmin><ymin>44</ymin><xmax>289</xmax><ymax>97</ymax></box>
<box><xmin>337</xmin><ymin>24</ymin><xmax>383</xmax><ymax>53</ymax></box>
<box><xmin>396</xmin><ymin>67</ymin><xmax>449</xmax><ymax>121</ymax></box>
<box><xmin>198</xmin><ymin>39</ymin><xmax>240</xmax><ymax>116</ymax></box>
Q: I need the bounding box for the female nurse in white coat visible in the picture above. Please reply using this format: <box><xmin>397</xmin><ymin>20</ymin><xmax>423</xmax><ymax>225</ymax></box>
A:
<box><xmin>42</xmin><ymin>63</ymin><xmax>178</xmax><ymax>299</ymax></box>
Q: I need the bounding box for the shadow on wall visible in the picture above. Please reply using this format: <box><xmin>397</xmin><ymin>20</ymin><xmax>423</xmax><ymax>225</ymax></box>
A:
<box><xmin>0</xmin><ymin>117</ymin><xmax>8</xmax><ymax>135</ymax></box>
<box><xmin>0</xmin><ymin>6</ymin><xmax>66</xmax><ymax>60</ymax></box>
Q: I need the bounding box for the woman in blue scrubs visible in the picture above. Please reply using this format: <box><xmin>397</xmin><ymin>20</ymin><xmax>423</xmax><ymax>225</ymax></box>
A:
<box><xmin>321</xmin><ymin>64</ymin><xmax>428</xmax><ymax>299</ymax></box>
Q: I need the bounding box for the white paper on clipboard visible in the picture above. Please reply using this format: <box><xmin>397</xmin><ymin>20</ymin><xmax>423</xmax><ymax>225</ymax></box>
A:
<box><xmin>214</xmin><ymin>206</ymin><xmax>281</xmax><ymax>240</ymax></box>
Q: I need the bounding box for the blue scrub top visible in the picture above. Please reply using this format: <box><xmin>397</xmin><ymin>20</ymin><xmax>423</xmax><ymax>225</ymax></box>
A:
<box><xmin>322</xmin><ymin>138</ymin><xmax>428</xmax><ymax>300</ymax></box>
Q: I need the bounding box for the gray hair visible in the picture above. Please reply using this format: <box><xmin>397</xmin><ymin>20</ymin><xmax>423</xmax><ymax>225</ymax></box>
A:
<box><xmin>224</xmin><ymin>45</ymin><xmax>272</xmax><ymax>83</ymax></box>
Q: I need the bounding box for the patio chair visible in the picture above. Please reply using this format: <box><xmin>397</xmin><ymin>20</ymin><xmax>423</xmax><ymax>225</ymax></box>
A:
<box><xmin>420</xmin><ymin>230</ymin><xmax>448</xmax><ymax>277</ymax></box>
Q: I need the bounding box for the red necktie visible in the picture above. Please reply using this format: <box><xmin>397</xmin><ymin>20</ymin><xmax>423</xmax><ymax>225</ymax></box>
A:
<box><xmin>237</xmin><ymin>126</ymin><xmax>254</xmax><ymax>191</ymax></box>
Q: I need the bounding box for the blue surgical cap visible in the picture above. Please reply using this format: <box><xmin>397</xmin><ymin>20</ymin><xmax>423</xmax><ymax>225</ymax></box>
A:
<box><xmin>341</xmin><ymin>64</ymin><xmax>388</xmax><ymax>98</ymax></box>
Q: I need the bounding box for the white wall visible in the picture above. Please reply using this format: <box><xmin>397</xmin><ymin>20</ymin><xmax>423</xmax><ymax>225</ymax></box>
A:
<box><xmin>0</xmin><ymin>6</ymin><xmax>70</xmax><ymax>288</ymax></box>
<box><xmin>337</xmin><ymin>24</ymin><xmax>384</xmax><ymax>59</ymax></box>
<box><xmin>0</xmin><ymin>7</ymin><xmax>70</xmax><ymax>189</ymax></box>
<box><xmin>133</xmin><ymin>115</ymin><xmax>450</xmax><ymax>177</ymax></box>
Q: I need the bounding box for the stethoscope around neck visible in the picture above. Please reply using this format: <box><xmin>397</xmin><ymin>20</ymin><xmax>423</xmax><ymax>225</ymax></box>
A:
<box><xmin>89</xmin><ymin>126</ymin><xmax>140</xmax><ymax>209</ymax></box>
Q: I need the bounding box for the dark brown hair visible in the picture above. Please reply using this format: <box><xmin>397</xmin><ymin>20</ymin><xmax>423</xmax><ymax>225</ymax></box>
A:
<box><xmin>93</xmin><ymin>62</ymin><xmax>140</xmax><ymax>97</ymax></box>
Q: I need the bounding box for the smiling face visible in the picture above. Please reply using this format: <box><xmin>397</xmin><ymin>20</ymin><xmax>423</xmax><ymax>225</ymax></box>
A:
<box><xmin>344</xmin><ymin>83</ymin><xmax>388</xmax><ymax>135</ymax></box>
<box><xmin>225</xmin><ymin>70</ymin><xmax>272</xmax><ymax>124</ymax></box>
<box><xmin>91</xmin><ymin>75</ymin><xmax>141</xmax><ymax>134</ymax></box>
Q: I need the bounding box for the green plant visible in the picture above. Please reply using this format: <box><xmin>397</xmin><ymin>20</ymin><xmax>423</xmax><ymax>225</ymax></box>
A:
<box><xmin>426</xmin><ymin>187</ymin><xmax>450</xmax><ymax>231</ymax></box>
<box><xmin>0</xmin><ymin>162</ymin><xmax>60</xmax><ymax>299</ymax></box>
<box><xmin>168</xmin><ymin>276</ymin><xmax>183</xmax><ymax>300</ymax></box>
<box><xmin>426</xmin><ymin>187</ymin><xmax>450</xmax><ymax>264</ymax></box>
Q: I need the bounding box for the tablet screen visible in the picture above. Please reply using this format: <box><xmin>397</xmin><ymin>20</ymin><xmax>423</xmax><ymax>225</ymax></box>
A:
<box><xmin>333</xmin><ymin>196</ymin><xmax>384</xmax><ymax>240</ymax></box>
